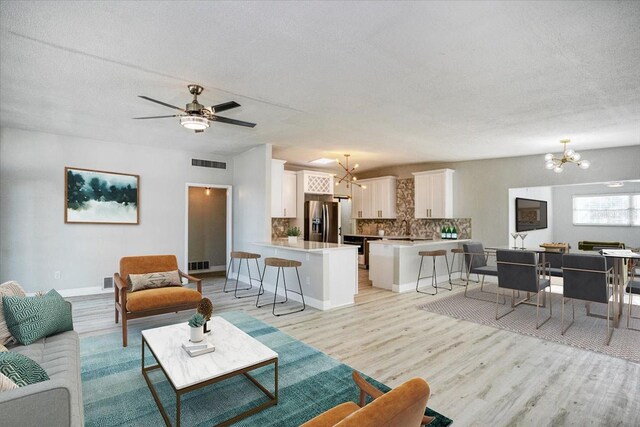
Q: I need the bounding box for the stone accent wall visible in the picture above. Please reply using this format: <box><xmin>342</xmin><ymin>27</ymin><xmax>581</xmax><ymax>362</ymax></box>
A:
<box><xmin>271</xmin><ymin>218</ymin><xmax>290</xmax><ymax>239</ymax></box>
<box><xmin>356</xmin><ymin>178</ymin><xmax>471</xmax><ymax>239</ymax></box>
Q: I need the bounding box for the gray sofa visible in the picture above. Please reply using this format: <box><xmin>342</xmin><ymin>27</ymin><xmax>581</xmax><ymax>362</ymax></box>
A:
<box><xmin>0</xmin><ymin>330</ymin><xmax>84</xmax><ymax>427</ymax></box>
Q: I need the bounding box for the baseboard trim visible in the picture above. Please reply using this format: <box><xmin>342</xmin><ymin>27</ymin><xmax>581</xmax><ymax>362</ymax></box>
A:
<box><xmin>52</xmin><ymin>287</ymin><xmax>114</xmax><ymax>298</ymax></box>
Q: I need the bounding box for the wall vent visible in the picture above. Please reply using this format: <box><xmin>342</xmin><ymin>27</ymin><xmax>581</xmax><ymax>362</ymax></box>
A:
<box><xmin>192</xmin><ymin>159</ymin><xmax>226</xmax><ymax>169</ymax></box>
<box><xmin>103</xmin><ymin>277</ymin><xmax>114</xmax><ymax>289</ymax></box>
<box><xmin>189</xmin><ymin>261</ymin><xmax>210</xmax><ymax>271</ymax></box>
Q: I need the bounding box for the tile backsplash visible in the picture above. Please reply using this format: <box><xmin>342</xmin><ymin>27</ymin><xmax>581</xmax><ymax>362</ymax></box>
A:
<box><xmin>356</xmin><ymin>178</ymin><xmax>471</xmax><ymax>239</ymax></box>
<box><xmin>272</xmin><ymin>218</ymin><xmax>290</xmax><ymax>239</ymax></box>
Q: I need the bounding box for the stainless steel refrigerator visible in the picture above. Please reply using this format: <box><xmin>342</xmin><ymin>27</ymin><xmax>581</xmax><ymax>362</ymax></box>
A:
<box><xmin>304</xmin><ymin>201</ymin><xmax>339</xmax><ymax>243</ymax></box>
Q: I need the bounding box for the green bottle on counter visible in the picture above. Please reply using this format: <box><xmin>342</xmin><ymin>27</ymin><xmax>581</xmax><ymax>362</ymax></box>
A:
<box><xmin>452</xmin><ymin>226</ymin><xmax>458</xmax><ymax>240</ymax></box>
<box><xmin>446</xmin><ymin>227</ymin><xmax>452</xmax><ymax>239</ymax></box>
<box><xmin>441</xmin><ymin>226</ymin><xmax>446</xmax><ymax>239</ymax></box>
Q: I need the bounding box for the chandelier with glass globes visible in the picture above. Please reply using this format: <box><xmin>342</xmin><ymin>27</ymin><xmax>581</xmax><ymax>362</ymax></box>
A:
<box><xmin>544</xmin><ymin>139</ymin><xmax>590</xmax><ymax>173</ymax></box>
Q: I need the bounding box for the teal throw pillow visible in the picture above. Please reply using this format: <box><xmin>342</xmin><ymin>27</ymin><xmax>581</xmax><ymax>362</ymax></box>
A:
<box><xmin>0</xmin><ymin>351</ymin><xmax>49</xmax><ymax>386</ymax></box>
<box><xmin>2</xmin><ymin>290</ymin><xmax>73</xmax><ymax>345</ymax></box>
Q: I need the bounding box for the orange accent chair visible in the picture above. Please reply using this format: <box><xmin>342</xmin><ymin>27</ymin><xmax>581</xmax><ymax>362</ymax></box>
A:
<box><xmin>301</xmin><ymin>371</ymin><xmax>433</xmax><ymax>427</ymax></box>
<box><xmin>114</xmin><ymin>255</ymin><xmax>202</xmax><ymax>347</ymax></box>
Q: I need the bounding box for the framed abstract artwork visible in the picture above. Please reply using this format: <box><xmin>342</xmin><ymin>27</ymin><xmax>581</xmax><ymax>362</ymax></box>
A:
<box><xmin>65</xmin><ymin>167</ymin><xmax>140</xmax><ymax>224</ymax></box>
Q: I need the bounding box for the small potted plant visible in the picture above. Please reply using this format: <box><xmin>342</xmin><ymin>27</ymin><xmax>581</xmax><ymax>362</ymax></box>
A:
<box><xmin>287</xmin><ymin>226</ymin><xmax>301</xmax><ymax>244</ymax></box>
<box><xmin>197</xmin><ymin>298</ymin><xmax>214</xmax><ymax>333</ymax></box>
<box><xmin>188</xmin><ymin>312</ymin><xmax>205</xmax><ymax>342</ymax></box>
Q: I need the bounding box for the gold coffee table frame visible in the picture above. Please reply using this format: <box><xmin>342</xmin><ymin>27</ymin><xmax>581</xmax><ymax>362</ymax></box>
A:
<box><xmin>142</xmin><ymin>335</ymin><xmax>278</xmax><ymax>427</ymax></box>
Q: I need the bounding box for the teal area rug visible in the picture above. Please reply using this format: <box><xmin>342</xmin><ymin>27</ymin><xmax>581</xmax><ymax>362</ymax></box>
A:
<box><xmin>81</xmin><ymin>311</ymin><xmax>453</xmax><ymax>426</ymax></box>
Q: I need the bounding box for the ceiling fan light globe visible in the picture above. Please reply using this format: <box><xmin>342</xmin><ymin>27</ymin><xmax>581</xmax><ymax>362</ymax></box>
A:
<box><xmin>579</xmin><ymin>160</ymin><xmax>591</xmax><ymax>169</ymax></box>
<box><xmin>553</xmin><ymin>166</ymin><xmax>563</xmax><ymax>173</ymax></box>
<box><xmin>544</xmin><ymin>153</ymin><xmax>554</xmax><ymax>161</ymax></box>
<box><xmin>545</xmin><ymin>161</ymin><xmax>555</xmax><ymax>170</ymax></box>
<box><xmin>571</xmin><ymin>153</ymin><xmax>581</xmax><ymax>161</ymax></box>
<box><xmin>180</xmin><ymin>116</ymin><xmax>209</xmax><ymax>131</ymax></box>
<box><xmin>564</xmin><ymin>149</ymin><xmax>575</xmax><ymax>158</ymax></box>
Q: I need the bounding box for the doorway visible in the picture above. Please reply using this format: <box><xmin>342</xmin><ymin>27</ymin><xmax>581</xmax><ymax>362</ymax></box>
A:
<box><xmin>184</xmin><ymin>184</ymin><xmax>232</xmax><ymax>276</ymax></box>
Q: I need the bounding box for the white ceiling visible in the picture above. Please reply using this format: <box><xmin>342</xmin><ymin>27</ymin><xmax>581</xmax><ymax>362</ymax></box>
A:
<box><xmin>1</xmin><ymin>1</ymin><xmax>639</xmax><ymax>172</ymax></box>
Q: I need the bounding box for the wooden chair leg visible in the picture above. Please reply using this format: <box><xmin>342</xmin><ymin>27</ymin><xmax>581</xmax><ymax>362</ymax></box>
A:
<box><xmin>122</xmin><ymin>313</ymin><xmax>128</xmax><ymax>347</ymax></box>
<box><xmin>114</xmin><ymin>287</ymin><xmax>119</xmax><ymax>324</ymax></box>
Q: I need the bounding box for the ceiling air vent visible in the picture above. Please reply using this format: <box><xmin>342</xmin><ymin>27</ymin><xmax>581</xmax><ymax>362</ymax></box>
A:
<box><xmin>192</xmin><ymin>159</ymin><xmax>227</xmax><ymax>169</ymax></box>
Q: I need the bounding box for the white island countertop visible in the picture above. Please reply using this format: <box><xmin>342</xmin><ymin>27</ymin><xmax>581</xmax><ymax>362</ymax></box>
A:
<box><xmin>254</xmin><ymin>240</ymin><xmax>359</xmax><ymax>253</ymax></box>
<box><xmin>369</xmin><ymin>238</ymin><xmax>471</xmax><ymax>248</ymax></box>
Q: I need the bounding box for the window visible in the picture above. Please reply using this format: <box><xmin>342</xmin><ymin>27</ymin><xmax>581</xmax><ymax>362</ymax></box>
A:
<box><xmin>573</xmin><ymin>194</ymin><xmax>640</xmax><ymax>226</ymax></box>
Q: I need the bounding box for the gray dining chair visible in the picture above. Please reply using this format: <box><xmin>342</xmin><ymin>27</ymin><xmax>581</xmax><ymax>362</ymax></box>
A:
<box><xmin>496</xmin><ymin>250</ymin><xmax>552</xmax><ymax>329</ymax></box>
<box><xmin>462</xmin><ymin>242</ymin><xmax>497</xmax><ymax>297</ymax></box>
<box><xmin>562</xmin><ymin>254</ymin><xmax>614</xmax><ymax>345</ymax></box>
<box><xmin>543</xmin><ymin>252</ymin><xmax>563</xmax><ymax>278</ymax></box>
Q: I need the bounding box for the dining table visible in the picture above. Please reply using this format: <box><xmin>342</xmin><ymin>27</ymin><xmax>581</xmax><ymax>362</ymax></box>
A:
<box><xmin>485</xmin><ymin>245</ymin><xmax>640</xmax><ymax>328</ymax></box>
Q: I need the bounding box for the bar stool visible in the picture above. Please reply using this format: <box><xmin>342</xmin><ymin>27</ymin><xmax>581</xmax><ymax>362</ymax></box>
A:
<box><xmin>416</xmin><ymin>250</ymin><xmax>451</xmax><ymax>295</ymax></box>
<box><xmin>223</xmin><ymin>251</ymin><xmax>263</xmax><ymax>298</ymax></box>
<box><xmin>256</xmin><ymin>257</ymin><xmax>306</xmax><ymax>316</ymax></box>
<box><xmin>449</xmin><ymin>248</ymin><xmax>469</xmax><ymax>286</ymax></box>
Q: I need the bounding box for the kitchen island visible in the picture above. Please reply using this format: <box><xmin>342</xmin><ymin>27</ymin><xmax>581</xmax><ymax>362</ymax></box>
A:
<box><xmin>369</xmin><ymin>239</ymin><xmax>471</xmax><ymax>292</ymax></box>
<box><xmin>250</xmin><ymin>240</ymin><xmax>358</xmax><ymax>310</ymax></box>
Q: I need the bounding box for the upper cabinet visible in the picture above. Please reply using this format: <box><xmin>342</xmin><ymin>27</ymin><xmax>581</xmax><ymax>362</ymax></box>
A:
<box><xmin>413</xmin><ymin>169</ymin><xmax>454</xmax><ymax>219</ymax></box>
<box><xmin>351</xmin><ymin>176</ymin><xmax>397</xmax><ymax>219</ymax></box>
<box><xmin>282</xmin><ymin>171</ymin><xmax>297</xmax><ymax>218</ymax></box>
<box><xmin>271</xmin><ymin>159</ymin><xmax>296</xmax><ymax>218</ymax></box>
<box><xmin>300</xmin><ymin>171</ymin><xmax>334</xmax><ymax>195</ymax></box>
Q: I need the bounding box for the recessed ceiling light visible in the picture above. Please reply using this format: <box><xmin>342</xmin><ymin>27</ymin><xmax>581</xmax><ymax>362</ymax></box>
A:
<box><xmin>309</xmin><ymin>158</ymin><xmax>335</xmax><ymax>165</ymax></box>
<box><xmin>606</xmin><ymin>182</ymin><xmax>624</xmax><ymax>188</ymax></box>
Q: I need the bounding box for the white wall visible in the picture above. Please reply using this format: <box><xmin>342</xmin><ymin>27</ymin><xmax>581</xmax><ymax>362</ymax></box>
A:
<box><xmin>0</xmin><ymin>127</ymin><xmax>233</xmax><ymax>293</ymax></box>
<box><xmin>552</xmin><ymin>181</ymin><xmax>640</xmax><ymax>250</ymax></box>
<box><xmin>188</xmin><ymin>187</ymin><xmax>227</xmax><ymax>268</ymax></box>
<box><xmin>232</xmin><ymin>144</ymin><xmax>272</xmax><ymax>257</ymax></box>
<box><xmin>508</xmin><ymin>186</ymin><xmax>553</xmax><ymax>248</ymax></box>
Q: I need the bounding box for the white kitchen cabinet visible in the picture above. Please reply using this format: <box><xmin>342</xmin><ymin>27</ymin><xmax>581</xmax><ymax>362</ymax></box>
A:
<box><xmin>373</xmin><ymin>177</ymin><xmax>396</xmax><ymax>218</ymax></box>
<box><xmin>351</xmin><ymin>176</ymin><xmax>397</xmax><ymax>219</ymax></box>
<box><xmin>271</xmin><ymin>159</ymin><xmax>297</xmax><ymax>218</ymax></box>
<box><xmin>413</xmin><ymin>169</ymin><xmax>454</xmax><ymax>218</ymax></box>
<box><xmin>282</xmin><ymin>171</ymin><xmax>297</xmax><ymax>218</ymax></box>
<box><xmin>351</xmin><ymin>185</ymin><xmax>364</xmax><ymax>219</ymax></box>
<box><xmin>271</xmin><ymin>159</ymin><xmax>285</xmax><ymax>217</ymax></box>
<box><xmin>299</xmin><ymin>171</ymin><xmax>334</xmax><ymax>195</ymax></box>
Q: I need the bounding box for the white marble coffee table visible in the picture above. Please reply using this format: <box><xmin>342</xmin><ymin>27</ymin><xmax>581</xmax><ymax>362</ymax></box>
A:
<box><xmin>141</xmin><ymin>316</ymin><xmax>278</xmax><ymax>427</ymax></box>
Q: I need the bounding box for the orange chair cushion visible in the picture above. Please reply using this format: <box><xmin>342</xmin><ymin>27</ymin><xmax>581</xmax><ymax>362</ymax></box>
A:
<box><xmin>301</xmin><ymin>378</ymin><xmax>430</xmax><ymax>427</ymax></box>
<box><xmin>300</xmin><ymin>402</ymin><xmax>360</xmax><ymax>427</ymax></box>
<box><xmin>125</xmin><ymin>287</ymin><xmax>201</xmax><ymax>312</ymax></box>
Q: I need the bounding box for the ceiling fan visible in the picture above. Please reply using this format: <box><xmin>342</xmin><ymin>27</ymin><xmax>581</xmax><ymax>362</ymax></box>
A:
<box><xmin>134</xmin><ymin>85</ymin><xmax>256</xmax><ymax>133</ymax></box>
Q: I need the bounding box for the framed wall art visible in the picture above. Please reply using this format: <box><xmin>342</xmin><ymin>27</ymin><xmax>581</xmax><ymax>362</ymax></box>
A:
<box><xmin>65</xmin><ymin>167</ymin><xmax>140</xmax><ymax>224</ymax></box>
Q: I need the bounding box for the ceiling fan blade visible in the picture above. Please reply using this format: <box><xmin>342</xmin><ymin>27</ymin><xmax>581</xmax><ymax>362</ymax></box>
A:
<box><xmin>138</xmin><ymin>96</ymin><xmax>185</xmax><ymax>112</ymax></box>
<box><xmin>211</xmin><ymin>101</ymin><xmax>241</xmax><ymax>113</ymax></box>
<box><xmin>132</xmin><ymin>115</ymin><xmax>179</xmax><ymax>120</ymax></box>
<box><xmin>210</xmin><ymin>115</ymin><xmax>256</xmax><ymax>128</ymax></box>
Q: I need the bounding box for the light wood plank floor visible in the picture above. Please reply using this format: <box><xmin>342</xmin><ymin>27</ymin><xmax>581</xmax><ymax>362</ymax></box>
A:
<box><xmin>70</xmin><ymin>275</ymin><xmax>640</xmax><ymax>426</ymax></box>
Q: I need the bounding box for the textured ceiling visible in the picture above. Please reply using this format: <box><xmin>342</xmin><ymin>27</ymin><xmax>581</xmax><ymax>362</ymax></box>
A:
<box><xmin>1</xmin><ymin>1</ymin><xmax>639</xmax><ymax>171</ymax></box>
